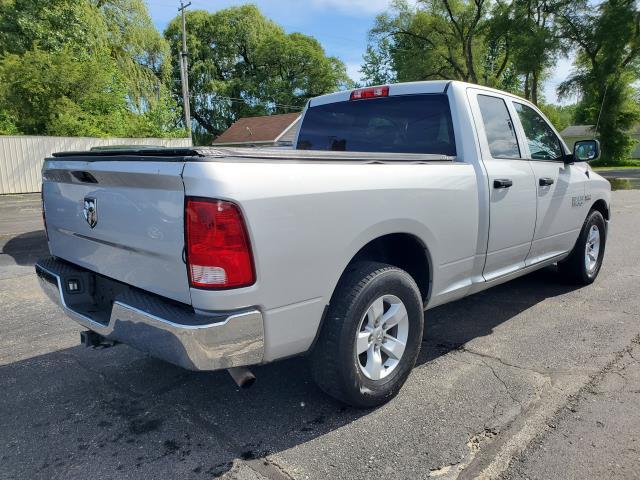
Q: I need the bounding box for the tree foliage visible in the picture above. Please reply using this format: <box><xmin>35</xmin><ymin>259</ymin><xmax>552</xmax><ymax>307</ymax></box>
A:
<box><xmin>163</xmin><ymin>5</ymin><xmax>351</xmax><ymax>143</ymax></box>
<box><xmin>361</xmin><ymin>38</ymin><xmax>397</xmax><ymax>85</ymax></box>
<box><xmin>559</xmin><ymin>0</ymin><xmax>640</xmax><ymax>163</ymax></box>
<box><xmin>363</xmin><ymin>0</ymin><xmax>514</xmax><ymax>89</ymax></box>
<box><xmin>362</xmin><ymin>0</ymin><xmax>569</xmax><ymax>98</ymax></box>
<box><xmin>492</xmin><ymin>0</ymin><xmax>566</xmax><ymax>103</ymax></box>
<box><xmin>538</xmin><ymin>102</ymin><xmax>577</xmax><ymax>132</ymax></box>
<box><xmin>0</xmin><ymin>0</ymin><xmax>184</xmax><ymax>137</ymax></box>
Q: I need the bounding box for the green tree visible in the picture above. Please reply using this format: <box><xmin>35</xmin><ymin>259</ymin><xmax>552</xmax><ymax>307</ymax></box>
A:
<box><xmin>0</xmin><ymin>0</ymin><xmax>104</xmax><ymax>56</ymax></box>
<box><xmin>0</xmin><ymin>111</ymin><xmax>18</xmax><ymax>135</ymax></box>
<box><xmin>361</xmin><ymin>37</ymin><xmax>397</xmax><ymax>86</ymax></box>
<box><xmin>164</xmin><ymin>5</ymin><xmax>350</xmax><ymax>143</ymax></box>
<box><xmin>95</xmin><ymin>0</ymin><xmax>174</xmax><ymax>109</ymax></box>
<box><xmin>1</xmin><ymin>47</ymin><xmax>128</xmax><ymax>136</ymax></box>
<box><xmin>363</xmin><ymin>0</ymin><xmax>514</xmax><ymax>87</ymax></box>
<box><xmin>538</xmin><ymin>102</ymin><xmax>577</xmax><ymax>132</ymax></box>
<box><xmin>362</xmin><ymin>0</ymin><xmax>572</xmax><ymax>103</ymax></box>
<box><xmin>559</xmin><ymin>0</ymin><xmax>640</xmax><ymax>164</ymax></box>
<box><xmin>0</xmin><ymin>0</ymin><xmax>184</xmax><ymax>137</ymax></box>
<box><xmin>487</xmin><ymin>0</ymin><xmax>567</xmax><ymax>103</ymax></box>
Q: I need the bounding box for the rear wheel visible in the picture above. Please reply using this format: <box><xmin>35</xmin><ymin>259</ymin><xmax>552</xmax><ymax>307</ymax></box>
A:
<box><xmin>558</xmin><ymin>209</ymin><xmax>606</xmax><ymax>284</ymax></box>
<box><xmin>310</xmin><ymin>261</ymin><xmax>424</xmax><ymax>408</ymax></box>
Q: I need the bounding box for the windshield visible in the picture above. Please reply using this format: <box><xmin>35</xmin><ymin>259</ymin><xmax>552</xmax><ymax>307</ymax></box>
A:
<box><xmin>296</xmin><ymin>94</ymin><xmax>456</xmax><ymax>156</ymax></box>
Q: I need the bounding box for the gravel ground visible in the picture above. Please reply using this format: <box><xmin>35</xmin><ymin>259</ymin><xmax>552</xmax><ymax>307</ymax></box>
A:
<box><xmin>0</xmin><ymin>191</ymin><xmax>639</xmax><ymax>480</ymax></box>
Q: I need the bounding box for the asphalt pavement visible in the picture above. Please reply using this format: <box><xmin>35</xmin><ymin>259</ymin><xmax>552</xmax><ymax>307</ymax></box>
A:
<box><xmin>1</xmin><ymin>191</ymin><xmax>639</xmax><ymax>480</ymax></box>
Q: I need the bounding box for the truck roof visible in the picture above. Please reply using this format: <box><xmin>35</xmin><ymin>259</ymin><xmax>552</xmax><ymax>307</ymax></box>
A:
<box><xmin>307</xmin><ymin>80</ymin><xmax>536</xmax><ymax>108</ymax></box>
<box><xmin>309</xmin><ymin>80</ymin><xmax>452</xmax><ymax>108</ymax></box>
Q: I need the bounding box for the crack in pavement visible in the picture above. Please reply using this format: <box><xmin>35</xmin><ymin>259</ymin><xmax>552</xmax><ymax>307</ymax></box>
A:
<box><xmin>458</xmin><ymin>334</ymin><xmax>640</xmax><ymax>480</ymax></box>
<box><xmin>425</xmin><ymin>349</ymin><xmax>549</xmax><ymax>479</ymax></box>
<box><xmin>423</xmin><ymin>332</ymin><xmax>640</xmax><ymax>480</ymax></box>
<box><xmin>179</xmin><ymin>405</ymin><xmax>295</xmax><ymax>480</ymax></box>
<box><xmin>243</xmin><ymin>456</ymin><xmax>295</xmax><ymax>480</ymax></box>
<box><xmin>456</xmin><ymin>346</ymin><xmax>600</xmax><ymax>379</ymax></box>
<box><xmin>428</xmin><ymin>429</ymin><xmax>499</xmax><ymax>480</ymax></box>
<box><xmin>448</xmin><ymin>353</ymin><xmax>528</xmax><ymax>428</ymax></box>
<box><xmin>447</xmin><ymin>344</ymin><xmax>599</xmax><ymax>391</ymax></box>
<box><xmin>479</xmin><ymin>358</ymin><xmax>522</xmax><ymax>409</ymax></box>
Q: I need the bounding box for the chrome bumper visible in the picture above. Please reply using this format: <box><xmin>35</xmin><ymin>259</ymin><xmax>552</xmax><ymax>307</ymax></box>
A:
<box><xmin>35</xmin><ymin>257</ymin><xmax>264</xmax><ymax>371</ymax></box>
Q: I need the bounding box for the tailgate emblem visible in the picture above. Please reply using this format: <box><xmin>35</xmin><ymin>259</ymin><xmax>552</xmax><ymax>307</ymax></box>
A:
<box><xmin>83</xmin><ymin>197</ymin><xmax>98</xmax><ymax>228</ymax></box>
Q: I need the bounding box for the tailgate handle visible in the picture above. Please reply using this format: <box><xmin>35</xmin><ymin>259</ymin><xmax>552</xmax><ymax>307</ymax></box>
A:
<box><xmin>71</xmin><ymin>171</ymin><xmax>98</xmax><ymax>184</ymax></box>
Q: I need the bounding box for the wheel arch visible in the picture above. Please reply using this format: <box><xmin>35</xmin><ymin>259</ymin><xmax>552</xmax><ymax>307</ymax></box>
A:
<box><xmin>337</xmin><ymin>232</ymin><xmax>433</xmax><ymax>305</ymax></box>
<box><xmin>305</xmin><ymin>230</ymin><xmax>434</xmax><ymax>356</ymax></box>
<box><xmin>590</xmin><ymin>198</ymin><xmax>610</xmax><ymax>221</ymax></box>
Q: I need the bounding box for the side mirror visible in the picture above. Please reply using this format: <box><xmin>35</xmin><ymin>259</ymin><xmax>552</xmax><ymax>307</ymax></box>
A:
<box><xmin>572</xmin><ymin>139</ymin><xmax>600</xmax><ymax>163</ymax></box>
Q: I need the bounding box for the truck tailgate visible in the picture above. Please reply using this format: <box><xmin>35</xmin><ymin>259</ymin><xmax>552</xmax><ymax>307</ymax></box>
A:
<box><xmin>42</xmin><ymin>159</ymin><xmax>191</xmax><ymax>305</ymax></box>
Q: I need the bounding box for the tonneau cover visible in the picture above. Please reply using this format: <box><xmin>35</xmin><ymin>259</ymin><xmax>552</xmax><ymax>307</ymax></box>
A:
<box><xmin>52</xmin><ymin>146</ymin><xmax>456</xmax><ymax>163</ymax></box>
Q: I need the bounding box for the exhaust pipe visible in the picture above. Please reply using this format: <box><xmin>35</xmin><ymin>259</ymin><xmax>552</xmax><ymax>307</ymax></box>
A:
<box><xmin>227</xmin><ymin>366</ymin><xmax>256</xmax><ymax>389</ymax></box>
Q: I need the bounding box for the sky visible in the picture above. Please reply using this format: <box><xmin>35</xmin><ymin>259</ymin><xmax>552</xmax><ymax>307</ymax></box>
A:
<box><xmin>146</xmin><ymin>0</ymin><xmax>573</xmax><ymax>104</ymax></box>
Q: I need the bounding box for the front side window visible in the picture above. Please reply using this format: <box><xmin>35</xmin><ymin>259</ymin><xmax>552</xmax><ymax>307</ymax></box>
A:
<box><xmin>514</xmin><ymin>103</ymin><xmax>563</xmax><ymax>161</ymax></box>
<box><xmin>477</xmin><ymin>95</ymin><xmax>520</xmax><ymax>159</ymax></box>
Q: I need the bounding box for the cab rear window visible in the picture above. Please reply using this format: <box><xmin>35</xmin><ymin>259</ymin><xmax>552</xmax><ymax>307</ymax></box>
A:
<box><xmin>296</xmin><ymin>94</ymin><xmax>456</xmax><ymax>156</ymax></box>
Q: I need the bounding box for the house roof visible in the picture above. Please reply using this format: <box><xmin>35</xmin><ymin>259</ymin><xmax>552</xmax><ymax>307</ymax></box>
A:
<box><xmin>560</xmin><ymin>125</ymin><xmax>595</xmax><ymax>137</ymax></box>
<box><xmin>213</xmin><ymin>112</ymin><xmax>301</xmax><ymax>145</ymax></box>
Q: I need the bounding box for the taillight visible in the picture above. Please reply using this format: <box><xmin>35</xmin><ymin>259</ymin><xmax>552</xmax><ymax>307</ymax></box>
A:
<box><xmin>350</xmin><ymin>86</ymin><xmax>389</xmax><ymax>100</ymax></box>
<box><xmin>41</xmin><ymin>186</ymin><xmax>49</xmax><ymax>241</ymax></box>
<box><xmin>185</xmin><ymin>198</ymin><xmax>255</xmax><ymax>289</ymax></box>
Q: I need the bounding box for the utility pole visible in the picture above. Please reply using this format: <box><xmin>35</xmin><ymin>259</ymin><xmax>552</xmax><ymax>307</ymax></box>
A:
<box><xmin>178</xmin><ymin>1</ymin><xmax>192</xmax><ymax>133</ymax></box>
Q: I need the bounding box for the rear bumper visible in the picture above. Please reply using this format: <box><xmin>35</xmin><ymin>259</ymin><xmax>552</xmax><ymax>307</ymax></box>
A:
<box><xmin>35</xmin><ymin>257</ymin><xmax>264</xmax><ymax>371</ymax></box>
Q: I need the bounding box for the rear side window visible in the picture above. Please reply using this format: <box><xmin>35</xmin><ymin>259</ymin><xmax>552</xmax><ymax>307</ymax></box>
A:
<box><xmin>296</xmin><ymin>94</ymin><xmax>456</xmax><ymax>155</ymax></box>
<box><xmin>477</xmin><ymin>95</ymin><xmax>520</xmax><ymax>159</ymax></box>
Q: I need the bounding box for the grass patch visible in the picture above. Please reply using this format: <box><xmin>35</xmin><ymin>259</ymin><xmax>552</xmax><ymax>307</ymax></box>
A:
<box><xmin>593</xmin><ymin>165</ymin><xmax>640</xmax><ymax>171</ymax></box>
<box><xmin>591</xmin><ymin>158</ymin><xmax>640</xmax><ymax>169</ymax></box>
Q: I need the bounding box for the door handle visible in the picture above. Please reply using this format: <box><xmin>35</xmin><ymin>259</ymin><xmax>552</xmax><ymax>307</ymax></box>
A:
<box><xmin>493</xmin><ymin>179</ymin><xmax>513</xmax><ymax>189</ymax></box>
<box><xmin>539</xmin><ymin>177</ymin><xmax>554</xmax><ymax>186</ymax></box>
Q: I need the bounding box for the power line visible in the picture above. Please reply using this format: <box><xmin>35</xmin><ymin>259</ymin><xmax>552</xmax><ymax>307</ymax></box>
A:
<box><xmin>166</xmin><ymin>82</ymin><xmax>307</xmax><ymax>109</ymax></box>
<box><xmin>201</xmin><ymin>95</ymin><xmax>305</xmax><ymax>111</ymax></box>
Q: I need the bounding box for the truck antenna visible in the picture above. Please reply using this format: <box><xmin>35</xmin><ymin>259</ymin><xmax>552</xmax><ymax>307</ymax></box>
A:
<box><xmin>179</xmin><ymin>1</ymin><xmax>192</xmax><ymax>136</ymax></box>
<box><xmin>593</xmin><ymin>82</ymin><xmax>608</xmax><ymax>139</ymax></box>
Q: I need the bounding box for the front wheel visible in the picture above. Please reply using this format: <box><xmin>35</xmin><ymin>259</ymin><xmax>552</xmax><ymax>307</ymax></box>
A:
<box><xmin>558</xmin><ymin>209</ymin><xmax>607</xmax><ymax>284</ymax></box>
<box><xmin>309</xmin><ymin>261</ymin><xmax>424</xmax><ymax>408</ymax></box>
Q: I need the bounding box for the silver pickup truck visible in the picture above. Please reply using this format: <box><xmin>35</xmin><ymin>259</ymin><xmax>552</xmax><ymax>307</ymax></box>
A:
<box><xmin>36</xmin><ymin>81</ymin><xmax>610</xmax><ymax>407</ymax></box>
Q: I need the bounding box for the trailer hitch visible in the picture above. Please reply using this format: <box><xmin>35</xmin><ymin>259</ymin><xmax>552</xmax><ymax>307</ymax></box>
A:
<box><xmin>80</xmin><ymin>330</ymin><xmax>117</xmax><ymax>349</ymax></box>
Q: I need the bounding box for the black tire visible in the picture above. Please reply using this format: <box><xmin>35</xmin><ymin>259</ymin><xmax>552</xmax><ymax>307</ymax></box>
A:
<box><xmin>309</xmin><ymin>261</ymin><xmax>424</xmax><ymax>408</ymax></box>
<box><xmin>558</xmin><ymin>209</ymin><xmax>606</xmax><ymax>285</ymax></box>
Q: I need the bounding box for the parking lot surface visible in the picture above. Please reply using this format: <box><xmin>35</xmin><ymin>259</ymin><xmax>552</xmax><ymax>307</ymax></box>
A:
<box><xmin>1</xmin><ymin>191</ymin><xmax>639</xmax><ymax>480</ymax></box>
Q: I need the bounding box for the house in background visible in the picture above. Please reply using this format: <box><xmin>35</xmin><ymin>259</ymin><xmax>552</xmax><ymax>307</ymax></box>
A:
<box><xmin>212</xmin><ymin>112</ymin><xmax>301</xmax><ymax>147</ymax></box>
<box><xmin>560</xmin><ymin>125</ymin><xmax>640</xmax><ymax>158</ymax></box>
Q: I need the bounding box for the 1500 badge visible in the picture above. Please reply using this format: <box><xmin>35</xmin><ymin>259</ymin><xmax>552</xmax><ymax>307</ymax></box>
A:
<box><xmin>572</xmin><ymin>194</ymin><xmax>592</xmax><ymax>207</ymax></box>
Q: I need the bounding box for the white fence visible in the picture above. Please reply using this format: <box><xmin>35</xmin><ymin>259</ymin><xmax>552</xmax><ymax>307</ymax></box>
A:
<box><xmin>0</xmin><ymin>135</ymin><xmax>192</xmax><ymax>194</ymax></box>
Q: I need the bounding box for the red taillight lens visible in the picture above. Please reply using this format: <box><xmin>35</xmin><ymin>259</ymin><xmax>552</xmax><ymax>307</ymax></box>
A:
<box><xmin>350</xmin><ymin>86</ymin><xmax>389</xmax><ymax>100</ymax></box>
<box><xmin>185</xmin><ymin>198</ymin><xmax>255</xmax><ymax>289</ymax></box>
